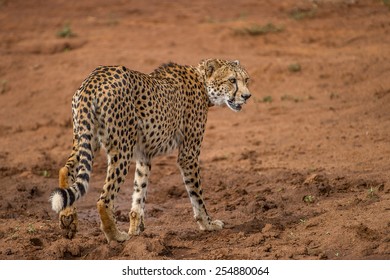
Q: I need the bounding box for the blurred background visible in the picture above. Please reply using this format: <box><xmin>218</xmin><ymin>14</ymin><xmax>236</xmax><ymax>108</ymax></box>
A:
<box><xmin>0</xmin><ymin>0</ymin><xmax>389</xmax><ymax>260</ymax></box>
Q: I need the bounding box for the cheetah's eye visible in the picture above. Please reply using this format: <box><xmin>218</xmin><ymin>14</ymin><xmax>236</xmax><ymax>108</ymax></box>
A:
<box><xmin>229</xmin><ymin>78</ymin><xmax>236</xmax><ymax>84</ymax></box>
<box><xmin>245</xmin><ymin>78</ymin><xmax>249</xmax><ymax>84</ymax></box>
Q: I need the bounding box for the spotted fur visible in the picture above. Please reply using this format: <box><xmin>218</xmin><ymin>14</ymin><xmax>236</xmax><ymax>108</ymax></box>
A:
<box><xmin>50</xmin><ymin>59</ymin><xmax>251</xmax><ymax>242</ymax></box>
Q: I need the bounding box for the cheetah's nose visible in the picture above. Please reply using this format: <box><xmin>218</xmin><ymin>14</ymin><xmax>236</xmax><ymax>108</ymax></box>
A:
<box><xmin>242</xmin><ymin>92</ymin><xmax>251</xmax><ymax>101</ymax></box>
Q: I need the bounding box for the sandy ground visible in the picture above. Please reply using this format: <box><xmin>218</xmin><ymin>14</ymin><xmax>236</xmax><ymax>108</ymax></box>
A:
<box><xmin>0</xmin><ymin>0</ymin><xmax>390</xmax><ymax>260</ymax></box>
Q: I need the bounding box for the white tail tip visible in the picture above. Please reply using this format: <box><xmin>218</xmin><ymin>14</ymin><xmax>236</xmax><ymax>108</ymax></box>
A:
<box><xmin>50</xmin><ymin>191</ymin><xmax>64</xmax><ymax>213</ymax></box>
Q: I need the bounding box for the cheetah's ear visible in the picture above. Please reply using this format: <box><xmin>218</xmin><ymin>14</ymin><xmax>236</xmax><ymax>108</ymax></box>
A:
<box><xmin>205</xmin><ymin>59</ymin><xmax>221</xmax><ymax>78</ymax></box>
<box><xmin>232</xmin><ymin>60</ymin><xmax>240</xmax><ymax>66</ymax></box>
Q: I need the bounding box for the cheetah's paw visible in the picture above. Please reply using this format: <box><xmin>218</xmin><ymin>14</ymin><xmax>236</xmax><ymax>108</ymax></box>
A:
<box><xmin>115</xmin><ymin>231</ymin><xmax>130</xmax><ymax>242</ymax></box>
<box><xmin>207</xmin><ymin>219</ymin><xmax>224</xmax><ymax>231</ymax></box>
<box><xmin>198</xmin><ymin>219</ymin><xmax>224</xmax><ymax>231</ymax></box>
<box><xmin>102</xmin><ymin>229</ymin><xmax>130</xmax><ymax>243</ymax></box>
<box><xmin>210</xmin><ymin>219</ymin><xmax>224</xmax><ymax>230</ymax></box>
<box><xmin>59</xmin><ymin>206</ymin><xmax>78</xmax><ymax>239</ymax></box>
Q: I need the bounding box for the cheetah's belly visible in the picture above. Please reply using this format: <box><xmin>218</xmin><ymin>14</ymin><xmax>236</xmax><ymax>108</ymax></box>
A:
<box><xmin>133</xmin><ymin>120</ymin><xmax>183</xmax><ymax>161</ymax></box>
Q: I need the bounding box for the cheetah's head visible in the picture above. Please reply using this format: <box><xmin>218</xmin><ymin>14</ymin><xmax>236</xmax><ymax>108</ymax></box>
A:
<box><xmin>198</xmin><ymin>59</ymin><xmax>251</xmax><ymax>112</ymax></box>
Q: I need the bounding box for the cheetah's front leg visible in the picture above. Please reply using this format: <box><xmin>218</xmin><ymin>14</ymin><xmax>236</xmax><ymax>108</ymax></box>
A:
<box><xmin>58</xmin><ymin>166</ymin><xmax>79</xmax><ymax>239</ymax></box>
<box><xmin>178</xmin><ymin>155</ymin><xmax>224</xmax><ymax>231</ymax></box>
<box><xmin>128</xmin><ymin>161</ymin><xmax>150</xmax><ymax>235</ymax></box>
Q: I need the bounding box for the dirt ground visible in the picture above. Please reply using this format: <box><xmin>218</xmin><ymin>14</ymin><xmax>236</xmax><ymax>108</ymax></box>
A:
<box><xmin>0</xmin><ymin>0</ymin><xmax>390</xmax><ymax>260</ymax></box>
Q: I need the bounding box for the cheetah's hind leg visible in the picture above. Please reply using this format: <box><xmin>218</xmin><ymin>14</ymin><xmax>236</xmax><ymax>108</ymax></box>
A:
<box><xmin>58</xmin><ymin>166</ymin><xmax>79</xmax><ymax>239</ymax></box>
<box><xmin>59</xmin><ymin>206</ymin><xmax>78</xmax><ymax>239</ymax></box>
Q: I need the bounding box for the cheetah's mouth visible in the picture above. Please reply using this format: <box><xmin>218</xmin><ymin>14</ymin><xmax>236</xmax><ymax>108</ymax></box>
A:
<box><xmin>227</xmin><ymin>100</ymin><xmax>243</xmax><ymax>112</ymax></box>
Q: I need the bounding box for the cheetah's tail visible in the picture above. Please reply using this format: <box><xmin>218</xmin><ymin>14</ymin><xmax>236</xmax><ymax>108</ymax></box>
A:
<box><xmin>50</xmin><ymin>110</ymin><xmax>96</xmax><ymax>213</ymax></box>
<box><xmin>50</xmin><ymin>137</ymin><xmax>94</xmax><ymax>212</ymax></box>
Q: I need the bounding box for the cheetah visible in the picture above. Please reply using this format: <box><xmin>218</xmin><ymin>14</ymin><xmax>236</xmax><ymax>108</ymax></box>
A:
<box><xmin>50</xmin><ymin>59</ymin><xmax>251</xmax><ymax>242</ymax></box>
